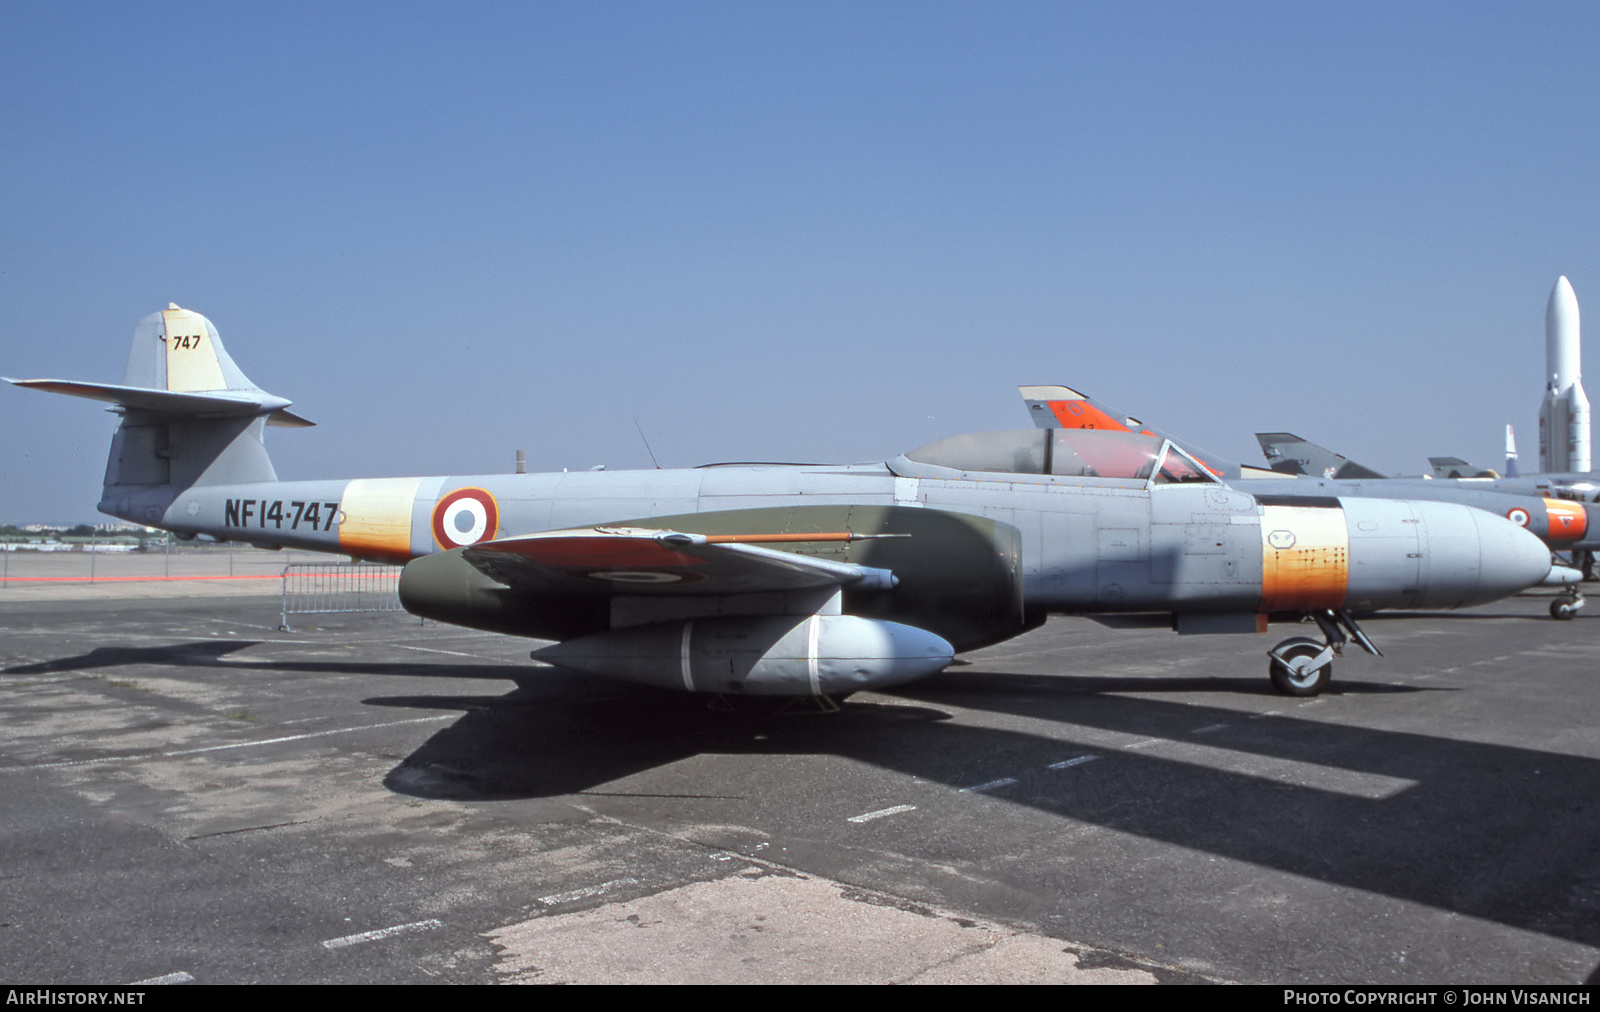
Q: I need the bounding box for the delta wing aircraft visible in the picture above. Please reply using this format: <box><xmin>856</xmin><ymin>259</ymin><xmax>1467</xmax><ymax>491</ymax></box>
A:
<box><xmin>1021</xmin><ymin>385</ymin><xmax>1592</xmax><ymax>618</ymax></box>
<box><xmin>1257</xmin><ymin>432</ymin><xmax>1495</xmax><ymax>481</ymax></box>
<box><xmin>6</xmin><ymin>308</ymin><xmax>1556</xmax><ymax>701</ymax></box>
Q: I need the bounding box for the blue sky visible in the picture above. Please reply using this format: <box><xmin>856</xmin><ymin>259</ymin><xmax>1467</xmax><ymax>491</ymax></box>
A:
<box><xmin>4</xmin><ymin>1</ymin><xmax>1598</xmax><ymax>522</ymax></box>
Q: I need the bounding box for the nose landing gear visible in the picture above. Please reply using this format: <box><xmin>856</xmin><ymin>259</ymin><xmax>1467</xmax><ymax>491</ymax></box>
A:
<box><xmin>1266</xmin><ymin>610</ymin><xmax>1381</xmax><ymax>697</ymax></box>
<box><xmin>1551</xmin><ymin>590</ymin><xmax>1585</xmax><ymax>621</ymax></box>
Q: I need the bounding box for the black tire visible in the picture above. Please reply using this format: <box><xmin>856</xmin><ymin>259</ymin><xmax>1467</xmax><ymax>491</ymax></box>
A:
<box><xmin>1269</xmin><ymin>641</ymin><xmax>1332</xmax><ymax>696</ymax></box>
<box><xmin>1551</xmin><ymin>600</ymin><xmax>1578</xmax><ymax>621</ymax></box>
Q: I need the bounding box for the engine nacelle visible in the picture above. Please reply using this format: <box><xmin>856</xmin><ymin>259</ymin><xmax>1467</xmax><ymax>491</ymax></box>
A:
<box><xmin>532</xmin><ymin>614</ymin><xmax>955</xmax><ymax>695</ymax></box>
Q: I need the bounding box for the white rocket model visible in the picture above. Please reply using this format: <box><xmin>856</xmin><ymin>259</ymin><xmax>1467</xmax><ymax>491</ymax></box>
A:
<box><xmin>1539</xmin><ymin>276</ymin><xmax>1591</xmax><ymax>473</ymax></box>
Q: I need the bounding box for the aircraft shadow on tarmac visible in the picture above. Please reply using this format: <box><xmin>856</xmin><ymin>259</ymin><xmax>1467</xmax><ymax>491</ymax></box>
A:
<box><xmin>362</xmin><ymin>665</ymin><xmax>1600</xmax><ymax>966</ymax></box>
<box><xmin>3</xmin><ymin>640</ymin><xmax>530</xmax><ymax>682</ymax></box>
<box><xmin>4</xmin><ymin>640</ymin><xmax>264</xmax><ymax>674</ymax></box>
<box><xmin>10</xmin><ymin>638</ymin><xmax>1600</xmax><ymax>969</ymax></box>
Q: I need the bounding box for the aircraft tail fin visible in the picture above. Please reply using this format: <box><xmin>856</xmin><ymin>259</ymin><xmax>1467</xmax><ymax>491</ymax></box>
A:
<box><xmin>1505</xmin><ymin>424</ymin><xmax>1520</xmax><ymax>478</ymax></box>
<box><xmin>1018</xmin><ymin>384</ymin><xmax>1253</xmax><ymax>480</ymax></box>
<box><xmin>1018</xmin><ymin>384</ymin><xmax>1140</xmax><ymax>432</ymax></box>
<box><xmin>5</xmin><ymin>304</ymin><xmax>310</xmax><ymax>526</ymax></box>
<box><xmin>1255</xmin><ymin>432</ymin><xmax>1388</xmax><ymax>480</ymax></box>
<box><xmin>11</xmin><ymin>304</ymin><xmax>312</xmax><ymax>427</ymax></box>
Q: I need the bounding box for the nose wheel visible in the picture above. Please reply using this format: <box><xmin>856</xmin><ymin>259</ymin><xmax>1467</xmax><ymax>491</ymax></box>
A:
<box><xmin>1551</xmin><ymin>590</ymin><xmax>1585</xmax><ymax>621</ymax></box>
<box><xmin>1267</xmin><ymin>610</ymin><xmax>1381</xmax><ymax>697</ymax></box>
<box><xmin>1268</xmin><ymin>638</ymin><xmax>1334</xmax><ymax>696</ymax></box>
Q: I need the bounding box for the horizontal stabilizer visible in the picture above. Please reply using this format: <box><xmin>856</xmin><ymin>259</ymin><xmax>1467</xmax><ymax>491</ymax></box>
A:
<box><xmin>4</xmin><ymin>378</ymin><xmax>313</xmax><ymax>427</ymax></box>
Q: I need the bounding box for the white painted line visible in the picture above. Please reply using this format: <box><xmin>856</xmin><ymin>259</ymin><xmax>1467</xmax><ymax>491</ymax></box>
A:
<box><xmin>960</xmin><ymin>777</ymin><xmax>1019</xmax><ymax>793</ymax></box>
<box><xmin>847</xmin><ymin>804</ymin><xmax>916</xmax><ymax>823</ymax></box>
<box><xmin>1147</xmin><ymin>740</ymin><xmax>1417</xmax><ymax>800</ymax></box>
<box><xmin>201</xmin><ymin>617</ymin><xmax>281</xmax><ymax>633</ymax></box>
<box><xmin>162</xmin><ymin>717</ymin><xmax>453</xmax><ymax>756</ymax></box>
<box><xmin>129</xmin><ymin>971</ymin><xmax>194</xmax><ymax>985</ymax></box>
<box><xmin>321</xmin><ymin>918</ymin><xmax>443</xmax><ymax>949</ymax></box>
<box><xmin>1250</xmin><ymin>710</ymin><xmax>1285</xmax><ymax>719</ymax></box>
<box><xmin>395</xmin><ymin>643</ymin><xmax>520</xmax><ymax>662</ymax></box>
<box><xmin>1047</xmin><ymin>755</ymin><xmax>1100</xmax><ymax>770</ymax></box>
<box><xmin>1191</xmin><ymin>723</ymin><xmax>1229</xmax><ymax>734</ymax></box>
<box><xmin>537</xmin><ymin>877</ymin><xmax>638</xmax><ymax>906</ymax></box>
<box><xmin>1124</xmin><ymin>738</ymin><xmax>1163</xmax><ymax>750</ymax></box>
<box><xmin>0</xmin><ymin>716</ymin><xmax>452</xmax><ymax>772</ymax></box>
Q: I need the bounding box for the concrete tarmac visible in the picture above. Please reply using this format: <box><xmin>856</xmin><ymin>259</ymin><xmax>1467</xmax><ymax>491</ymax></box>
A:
<box><xmin>2</xmin><ymin>555</ymin><xmax>1597</xmax><ymax>984</ymax></box>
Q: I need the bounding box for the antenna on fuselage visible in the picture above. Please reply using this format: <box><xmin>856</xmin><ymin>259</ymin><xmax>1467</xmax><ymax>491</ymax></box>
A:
<box><xmin>634</xmin><ymin>417</ymin><xmax>662</xmax><ymax>469</ymax></box>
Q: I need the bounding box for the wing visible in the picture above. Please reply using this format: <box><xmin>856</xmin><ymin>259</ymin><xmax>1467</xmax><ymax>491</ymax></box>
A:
<box><xmin>460</xmin><ymin>526</ymin><xmax>897</xmax><ymax>596</ymax></box>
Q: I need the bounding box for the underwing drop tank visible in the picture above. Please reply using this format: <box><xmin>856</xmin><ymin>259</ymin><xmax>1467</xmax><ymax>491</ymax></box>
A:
<box><xmin>531</xmin><ymin>614</ymin><xmax>955</xmax><ymax>695</ymax></box>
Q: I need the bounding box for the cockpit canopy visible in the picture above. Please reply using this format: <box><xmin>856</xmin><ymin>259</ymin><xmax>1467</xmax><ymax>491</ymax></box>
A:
<box><xmin>897</xmin><ymin>428</ymin><xmax>1217</xmax><ymax>484</ymax></box>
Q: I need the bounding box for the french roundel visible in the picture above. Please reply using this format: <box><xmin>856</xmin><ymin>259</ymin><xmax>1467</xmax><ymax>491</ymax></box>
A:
<box><xmin>1506</xmin><ymin>507</ymin><xmax>1531</xmax><ymax>528</ymax></box>
<box><xmin>432</xmin><ymin>488</ymin><xmax>500</xmax><ymax>548</ymax></box>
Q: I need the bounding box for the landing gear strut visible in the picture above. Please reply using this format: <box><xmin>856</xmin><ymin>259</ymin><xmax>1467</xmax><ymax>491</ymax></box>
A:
<box><xmin>1267</xmin><ymin>610</ymin><xmax>1382</xmax><ymax>697</ymax></box>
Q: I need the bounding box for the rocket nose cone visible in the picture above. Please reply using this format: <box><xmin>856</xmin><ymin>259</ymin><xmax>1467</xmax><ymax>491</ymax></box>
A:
<box><xmin>1546</xmin><ymin>276</ymin><xmax>1582</xmax><ymax>387</ymax></box>
<box><xmin>1549</xmin><ymin>276</ymin><xmax>1580</xmax><ymax>321</ymax></box>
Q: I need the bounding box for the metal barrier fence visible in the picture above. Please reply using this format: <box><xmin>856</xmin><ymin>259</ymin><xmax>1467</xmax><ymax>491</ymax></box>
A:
<box><xmin>280</xmin><ymin>562</ymin><xmax>404</xmax><ymax>630</ymax></box>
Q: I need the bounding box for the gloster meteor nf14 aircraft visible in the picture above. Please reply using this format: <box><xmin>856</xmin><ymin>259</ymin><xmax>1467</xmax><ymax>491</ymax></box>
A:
<box><xmin>7</xmin><ymin>307</ymin><xmax>1557</xmax><ymax>700</ymax></box>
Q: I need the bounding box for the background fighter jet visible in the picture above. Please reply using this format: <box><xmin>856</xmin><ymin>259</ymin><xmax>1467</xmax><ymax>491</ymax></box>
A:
<box><xmin>1253</xmin><ymin>430</ymin><xmax>1600</xmax><ymax>585</ymax></box>
<box><xmin>1427</xmin><ymin>456</ymin><xmax>1501</xmax><ymax>480</ymax></box>
<box><xmin>1255</xmin><ymin>432</ymin><xmax>1497</xmax><ymax>481</ymax></box>
<box><xmin>1021</xmin><ymin>385</ymin><xmax>1592</xmax><ymax>618</ymax></box>
<box><xmin>1255</xmin><ymin>432</ymin><xmax>1391</xmax><ymax>481</ymax></box>
<box><xmin>7</xmin><ymin>307</ymin><xmax>1555</xmax><ymax>701</ymax></box>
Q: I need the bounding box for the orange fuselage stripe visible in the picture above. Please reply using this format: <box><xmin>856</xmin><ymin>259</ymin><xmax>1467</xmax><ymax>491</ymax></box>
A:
<box><xmin>339</xmin><ymin>477</ymin><xmax>426</xmax><ymax>562</ymax></box>
<box><xmin>1542</xmin><ymin>498</ymin><xmax>1589</xmax><ymax>542</ymax></box>
<box><xmin>1259</xmin><ymin>505</ymin><xmax>1349</xmax><ymax>611</ymax></box>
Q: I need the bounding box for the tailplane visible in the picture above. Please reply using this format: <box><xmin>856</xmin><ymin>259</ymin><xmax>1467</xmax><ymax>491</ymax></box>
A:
<box><xmin>5</xmin><ymin>304</ymin><xmax>310</xmax><ymax>527</ymax></box>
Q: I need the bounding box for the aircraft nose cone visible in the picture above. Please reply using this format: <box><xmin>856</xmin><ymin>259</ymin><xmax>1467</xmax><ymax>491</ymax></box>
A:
<box><xmin>1470</xmin><ymin>509</ymin><xmax>1556</xmax><ymax>605</ymax></box>
<box><xmin>1374</xmin><ymin>500</ymin><xmax>1554</xmax><ymax>610</ymax></box>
